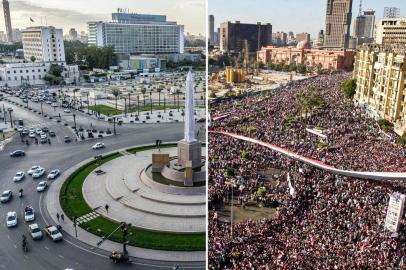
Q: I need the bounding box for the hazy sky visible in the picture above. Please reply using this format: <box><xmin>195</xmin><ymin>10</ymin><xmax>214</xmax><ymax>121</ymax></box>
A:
<box><xmin>0</xmin><ymin>0</ymin><xmax>205</xmax><ymax>35</ymax></box>
<box><xmin>209</xmin><ymin>0</ymin><xmax>406</xmax><ymax>37</ymax></box>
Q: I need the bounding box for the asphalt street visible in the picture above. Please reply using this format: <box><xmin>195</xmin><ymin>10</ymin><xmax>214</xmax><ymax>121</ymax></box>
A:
<box><xmin>0</xmin><ymin>97</ymin><xmax>206</xmax><ymax>270</ymax></box>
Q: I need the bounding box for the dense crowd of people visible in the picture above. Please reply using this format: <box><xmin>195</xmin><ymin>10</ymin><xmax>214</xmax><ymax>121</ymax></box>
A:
<box><xmin>208</xmin><ymin>73</ymin><xmax>406</xmax><ymax>269</ymax></box>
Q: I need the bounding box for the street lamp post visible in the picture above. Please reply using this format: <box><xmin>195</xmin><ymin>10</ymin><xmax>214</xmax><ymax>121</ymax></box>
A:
<box><xmin>124</xmin><ymin>97</ymin><xmax>127</xmax><ymax>118</ymax></box>
<box><xmin>137</xmin><ymin>95</ymin><xmax>140</xmax><ymax>116</ymax></box>
<box><xmin>149</xmin><ymin>91</ymin><xmax>152</xmax><ymax>114</ymax></box>
<box><xmin>163</xmin><ymin>93</ymin><xmax>166</xmax><ymax>113</ymax></box>
<box><xmin>8</xmin><ymin>110</ymin><xmax>13</xmax><ymax>128</ymax></box>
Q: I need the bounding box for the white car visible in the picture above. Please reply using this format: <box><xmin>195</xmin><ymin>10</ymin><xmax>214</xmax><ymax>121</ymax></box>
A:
<box><xmin>29</xmin><ymin>223</ymin><xmax>43</xmax><ymax>240</ymax></box>
<box><xmin>36</xmin><ymin>181</ymin><xmax>47</xmax><ymax>192</ymax></box>
<box><xmin>51</xmin><ymin>103</ymin><xmax>58</xmax><ymax>107</ymax></box>
<box><xmin>40</xmin><ymin>134</ymin><xmax>47</xmax><ymax>139</ymax></box>
<box><xmin>92</xmin><ymin>142</ymin><xmax>105</xmax><ymax>150</ymax></box>
<box><xmin>29</xmin><ymin>128</ymin><xmax>35</xmax><ymax>133</ymax></box>
<box><xmin>13</xmin><ymin>171</ymin><xmax>25</xmax><ymax>182</ymax></box>
<box><xmin>32</xmin><ymin>168</ymin><xmax>45</xmax><ymax>178</ymax></box>
<box><xmin>6</xmin><ymin>212</ymin><xmax>17</xmax><ymax>227</ymax></box>
<box><xmin>35</xmin><ymin>128</ymin><xmax>42</xmax><ymax>135</ymax></box>
<box><xmin>47</xmin><ymin>169</ymin><xmax>60</xmax><ymax>180</ymax></box>
<box><xmin>64</xmin><ymin>109</ymin><xmax>71</xmax><ymax>113</ymax></box>
<box><xmin>45</xmin><ymin>225</ymin><xmax>63</xmax><ymax>241</ymax></box>
<box><xmin>28</xmin><ymin>165</ymin><xmax>40</xmax><ymax>175</ymax></box>
<box><xmin>24</xmin><ymin>206</ymin><xmax>35</xmax><ymax>222</ymax></box>
<box><xmin>0</xmin><ymin>190</ymin><xmax>12</xmax><ymax>203</ymax></box>
<box><xmin>29</xmin><ymin>132</ymin><xmax>36</xmax><ymax>138</ymax></box>
<box><xmin>17</xmin><ymin>126</ymin><xmax>24</xmax><ymax>132</ymax></box>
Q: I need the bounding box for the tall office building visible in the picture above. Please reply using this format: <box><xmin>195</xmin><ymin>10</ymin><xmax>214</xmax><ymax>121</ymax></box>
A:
<box><xmin>220</xmin><ymin>21</ymin><xmax>272</xmax><ymax>53</ymax></box>
<box><xmin>296</xmin><ymin>32</ymin><xmax>311</xmax><ymax>43</ymax></box>
<box><xmin>2</xmin><ymin>0</ymin><xmax>12</xmax><ymax>43</ymax></box>
<box><xmin>21</xmin><ymin>26</ymin><xmax>65</xmax><ymax>62</ymax></box>
<box><xmin>69</xmin><ymin>28</ymin><xmax>78</xmax><ymax>40</ymax></box>
<box><xmin>88</xmin><ymin>11</ymin><xmax>184</xmax><ymax>55</ymax></box>
<box><xmin>383</xmin><ymin>7</ymin><xmax>400</xmax><ymax>18</ymax></box>
<box><xmin>363</xmin><ymin>9</ymin><xmax>375</xmax><ymax>38</ymax></box>
<box><xmin>376</xmin><ymin>18</ymin><xmax>406</xmax><ymax>46</ymax></box>
<box><xmin>209</xmin><ymin>15</ymin><xmax>215</xmax><ymax>45</ymax></box>
<box><xmin>324</xmin><ymin>0</ymin><xmax>353</xmax><ymax>49</ymax></box>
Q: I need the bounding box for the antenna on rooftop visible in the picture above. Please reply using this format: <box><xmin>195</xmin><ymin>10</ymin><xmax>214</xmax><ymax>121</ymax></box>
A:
<box><xmin>358</xmin><ymin>0</ymin><xmax>363</xmax><ymax>16</ymax></box>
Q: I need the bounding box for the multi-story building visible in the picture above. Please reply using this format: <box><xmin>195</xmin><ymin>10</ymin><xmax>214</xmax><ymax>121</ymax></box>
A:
<box><xmin>272</xmin><ymin>32</ymin><xmax>288</xmax><ymax>47</ymax></box>
<box><xmin>257</xmin><ymin>41</ymin><xmax>355</xmax><ymax>71</ymax></box>
<box><xmin>296</xmin><ymin>32</ymin><xmax>311</xmax><ymax>43</ymax></box>
<box><xmin>209</xmin><ymin>15</ymin><xmax>215</xmax><ymax>46</ymax></box>
<box><xmin>69</xmin><ymin>28</ymin><xmax>78</xmax><ymax>40</ymax></box>
<box><xmin>220</xmin><ymin>21</ymin><xmax>272</xmax><ymax>53</ymax></box>
<box><xmin>353</xmin><ymin>44</ymin><xmax>406</xmax><ymax>135</ymax></box>
<box><xmin>375</xmin><ymin>18</ymin><xmax>406</xmax><ymax>46</ymax></box>
<box><xmin>21</xmin><ymin>26</ymin><xmax>65</xmax><ymax>63</ymax></box>
<box><xmin>0</xmin><ymin>62</ymin><xmax>79</xmax><ymax>87</ymax></box>
<box><xmin>88</xmin><ymin>11</ymin><xmax>184</xmax><ymax>55</ymax></box>
<box><xmin>363</xmin><ymin>10</ymin><xmax>375</xmax><ymax>39</ymax></box>
<box><xmin>383</xmin><ymin>7</ymin><xmax>400</xmax><ymax>18</ymax></box>
<box><xmin>324</xmin><ymin>0</ymin><xmax>353</xmax><ymax>49</ymax></box>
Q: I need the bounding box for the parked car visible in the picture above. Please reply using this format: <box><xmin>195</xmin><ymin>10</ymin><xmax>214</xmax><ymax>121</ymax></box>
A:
<box><xmin>6</xmin><ymin>212</ymin><xmax>17</xmax><ymax>227</ymax></box>
<box><xmin>49</xmin><ymin>131</ymin><xmax>56</xmax><ymax>137</ymax></box>
<box><xmin>44</xmin><ymin>225</ymin><xmax>63</xmax><ymax>241</ymax></box>
<box><xmin>29</xmin><ymin>223</ymin><xmax>43</xmax><ymax>240</ymax></box>
<box><xmin>92</xmin><ymin>142</ymin><xmax>105</xmax><ymax>150</ymax></box>
<box><xmin>13</xmin><ymin>171</ymin><xmax>25</xmax><ymax>182</ymax></box>
<box><xmin>0</xmin><ymin>190</ymin><xmax>12</xmax><ymax>203</ymax></box>
<box><xmin>47</xmin><ymin>169</ymin><xmax>60</xmax><ymax>180</ymax></box>
<box><xmin>64</xmin><ymin>136</ymin><xmax>71</xmax><ymax>143</ymax></box>
<box><xmin>10</xmin><ymin>150</ymin><xmax>25</xmax><ymax>157</ymax></box>
<box><xmin>32</xmin><ymin>168</ymin><xmax>45</xmax><ymax>178</ymax></box>
<box><xmin>24</xmin><ymin>206</ymin><xmax>35</xmax><ymax>222</ymax></box>
<box><xmin>28</xmin><ymin>165</ymin><xmax>40</xmax><ymax>175</ymax></box>
<box><xmin>36</xmin><ymin>181</ymin><xmax>47</xmax><ymax>192</ymax></box>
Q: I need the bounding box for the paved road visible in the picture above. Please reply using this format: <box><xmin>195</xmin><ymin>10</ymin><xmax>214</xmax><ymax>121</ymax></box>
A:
<box><xmin>0</xmin><ymin>98</ymin><xmax>206</xmax><ymax>270</ymax></box>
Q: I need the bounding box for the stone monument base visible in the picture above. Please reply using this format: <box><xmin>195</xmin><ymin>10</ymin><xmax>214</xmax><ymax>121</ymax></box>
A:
<box><xmin>177</xmin><ymin>140</ymin><xmax>202</xmax><ymax>169</ymax></box>
<box><xmin>152</xmin><ymin>152</ymin><xmax>170</xmax><ymax>172</ymax></box>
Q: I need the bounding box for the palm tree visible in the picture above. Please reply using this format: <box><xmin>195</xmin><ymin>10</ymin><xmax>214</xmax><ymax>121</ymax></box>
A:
<box><xmin>141</xmin><ymin>87</ymin><xmax>147</xmax><ymax>108</ymax></box>
<box><xmin>111</xmin><ymin>87</ymin><xmax>121</xmax><ymax>115</ymax></box>
<box><xmin>157</xmin><ymin>87</ymin><xmax>162</xmax><ymax>108</ymax></box>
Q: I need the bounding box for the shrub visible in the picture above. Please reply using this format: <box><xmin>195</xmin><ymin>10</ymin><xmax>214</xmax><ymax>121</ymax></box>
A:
<box><xmin>241</xmin><ymin>151</ymin><xmax>250</xmax><ymax>160</ymax></box>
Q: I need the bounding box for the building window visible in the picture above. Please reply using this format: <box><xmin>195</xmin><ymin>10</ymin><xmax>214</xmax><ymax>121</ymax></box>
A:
<box><xmin>26</xmin><ymin>70</ymin><xmax>29</xmax><ymax>73</ymax></box>
<box><xmin>20</xmin><ymin>70</ymin><xmax>22</xmax><ymax>73</ymax></box>
<box><xmin>6</xmin><ymin>71</ymin><xmax>10</xmax><ymax>74</ymax></box>
<box><xmin>13</xmin><ymin>70</ymin><xmax>16</xmax><ymax>74</ymax></box>
<box><xmin>33</xmin><ymin>75</ymin><xmax>36</xmax><ymax>79</ymax></box>
<box><xmin>39</xmin><ymin>75</ymin><xmax>41</xmax><ymax>79</ymax></box>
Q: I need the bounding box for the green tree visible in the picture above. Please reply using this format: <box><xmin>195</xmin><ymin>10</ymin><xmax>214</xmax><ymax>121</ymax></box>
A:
<box><xmin>111</xmin><ymin>88</ymin><xmax>121</xmax><ymax>115</ymax></box>
<box><xmin>377</xmin><ymin>119</ymin><xmax>393</xmax><ymax>131</ymax></box>
<box><xmin>341</xmin><ymin>79</ymin><xmax>357</xmax><ymax>99</ymax></box>
<box><xmin>30</xmin><ymin>56</ymin><xmax>36</xmax><ymax>63</ymax></box>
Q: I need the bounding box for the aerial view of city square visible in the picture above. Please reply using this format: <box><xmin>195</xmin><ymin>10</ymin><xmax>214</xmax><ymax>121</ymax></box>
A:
<box><xmin>208</xmin><ymin>0</ymin><xmax>406</xmax><ymax>269</ymax></box>
<box><xmin>0</xmin><ymin>0</ymin><xmax>206</xmax><ymax>269</ymax></box>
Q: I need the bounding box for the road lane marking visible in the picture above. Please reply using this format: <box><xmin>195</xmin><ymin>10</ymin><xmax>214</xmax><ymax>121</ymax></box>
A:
<box><xmin>13</xmin><ymin>244</ymin><xmax>17</xmax><ymax>249</ymax></box>
<box><xmin>58</xmin><ymin>254</ymin><xmax>64</xmax><ymax>259</ymax></box>
<box><xmin>44</xmin><ymin>246</ymin><xmax>49</xmax><ymax>250</ymax></box>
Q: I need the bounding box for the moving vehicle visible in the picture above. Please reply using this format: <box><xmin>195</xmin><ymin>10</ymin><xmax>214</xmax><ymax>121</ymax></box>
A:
<box><xmin>36</xmin><ymin>181</ymin><xmax>47</xmax><ymax>192</ymax></box>
<box><xmin>92</xmin><ymin>142</ymin><xmax>105</xmax><ymax>150</ymax></box>
<box><xmin>0</xmin><ymin>190</ymin><xmax>12</xmax><ymax>203</ymax></box>
<box><xmin>64</xmin><ymin>136</ymin><xmax>71</xmax><ymax>143</ymax></box>
<box><xmin>44</xmin><ymin>225</ymin><xmax>63</xmax><ymax>241</ymax></box>
<box><xmin>47</xmin><ymin>169</ymin><xmax>60</xmax><ymax>180</ymax></box>
<box><xmin>6</xmin><ymin>212</ymin><xmax>17</xmax><ymax>227</ymax></box>
<box><xmin>28</xmin><ymin>165</ymin><xmax>40</xmax><ymax>175</ymax></box>
<box><xmin>109</xmin><ymin>251</ymin><xmax>131</xmax><ymax>264</ymax></box>
<box><xmin>64</xmin><ymin>109</ymin><xmax>71</xmax><ymax>113</ymax></box>
<box><xmin>13</xmin><ymin>171</ymin><xmax>25</xmax><ymax>182</ymax></box>
<box><xmin>10</xmin><ymin>150</ymin><xmax>25</xmax><ymax>157</ymax></box>
<box><xmin>28</xmin><ymin>223</ymin><xmax>43</xmax><ymax>240</ymax></box>
<box><xmin>24</xmin><ymin>206</ymin><xmax>35</xmax><ymax>222</ymax></box>
<box><xmin>35</xmin><ymin>128</ymin><xmax>42</xmax><ymax>135</ymax></box>
<box><xmin>49</xmin><ymin>131</ymin><xmax>56</xmax><ymax>137</ymax></box>
<box><xmin>32</xmin><ymin>168</ymin><xmax>45</xmax><ymax>178</ymax></box>
<box><xmin>29</xmin><ymin>132</ymin><xmax>36</xmax><ymax>138</ymax></box>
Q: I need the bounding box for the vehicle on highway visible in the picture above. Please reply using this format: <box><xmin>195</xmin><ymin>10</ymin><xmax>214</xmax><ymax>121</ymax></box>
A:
<box><xmin>22</xmin><ymin>128</ymin><xmax>29</xmax><ymax>135</ymax></box>
<box><xmin>0</xmin><ymin>190</ymin><xmax>12</xmax><ymax>203</ymax></box>
<box><xmin>10</xmin><ymin>150</ymin><xmax>25</xmax><ymax>157</ymax></box>
<box><xmin>42</xmin><ymin>127</ymin><xmax>49</xmax><ymax>133</ymax></box>
<box><xmin>40</xmin><ymin>137</ymin><xmax>47</xmax><ymax>144</ymax></box>
<box><xmin>51</xmin><ymin>103</ymin><xmax>58</xmax><ymax>107</ymax></box>
<box><xmin>13</xmin><ymin>171</ymin><xmax>25</xmax><ymax>182</ymax></box>
<box><xmin>40</xmin><ymin>134</ymin><xmax>47</xmax><ymax>139</ymax></box>
<box><xmin>29</xmin><ymin>223</ymin><xmax>43</xmax><ymax>240</ymax></box>
<box><xmin>28</xmin><ymin>165</ymin><xmax>40</xmax><ymax>175</ymax></box>
<box><xmin>44</xmin><ymin>225</ymin><xmax>63</xmax><ymax>241</ymax></box>
<box><xmin>7</xmin><ymin>107</ymin><xmax>13</xmax><ymax>112</ymax></box>
<box><xmin>64</xmin><ymin>109</ymin><xmax>71</xmax><ymax>113</ymax></box>
<box><xmin>29</xmin><ymin>132</ymin><xmax>36</xmax><ymax>138</ymax></box>
<box><xmin>6</xmin><ymin>212</ymin><xmax>17</xmax><ymax>227</ymax></box>
<box><xmin>35</xmin><ymin>128</ymin><xmax>42</xmax><ymax>135</ymax></box>
<box><xmin>46</xmin><ymin>101</ymin><xmax>52</xmax><ymax>104</ymax></box>
<box><xmin>92</xmin><ymin>142</ymin><xmax>105</xmax><ymax>150</ymax></box>
<box><xmin>32</xmin><ymin>168</ymin><xmax>45</xmax><ymax>178</ymax></box>
<box><xmin>49</xmin><ymin>131</ymin><xmax>56</xmax><ymax>137</ymax></box>
<box><xmin>64</xmin><ymin>136</ymin><xmax>71</xmax><ymax>143</ymax></box>
<box><xmin>47</xmin><ymin>169</ymin><xmax>60</xmax><ymax>180</ymax></box>
<box><xmin>17</xmin><ymin>126</ymin><xmax>24</xmax><ymax>132</ymax></box>
<box><xmin>24</xmin><ymin>206</ymin><xmax>35</xmax><ymax>222</ymax></box>
<box><xmin>36</xmin><ymin>181</ymin><xmax>47</xmax><ymax>192</ymax></box>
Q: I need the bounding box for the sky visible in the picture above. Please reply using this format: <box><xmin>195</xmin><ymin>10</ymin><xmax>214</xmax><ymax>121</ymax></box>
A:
<box><xmin>0</xmin><ymin>0</ymin><xmax>206</xmax><ymax>35</ymax></box>
<box><xmin>209</xmin><ymin>0</ymin><xmax>406</xmax><ymax>38</ymax></box>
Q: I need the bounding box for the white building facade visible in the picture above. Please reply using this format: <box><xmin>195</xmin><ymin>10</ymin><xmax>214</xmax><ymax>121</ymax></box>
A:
<box><xmin>21</xmin><ymin>26</ymin><xmax>65</xmax><ymax>62</ymax></box>
<box><xmin>88</xmin><ymin>12</ymin><xmax>184</xmax><ymax>55</ymax></box>
<box><xmin>0</xmin><ymin>62</ymin><xmax>79</xmax><ymax>87</ymax></box>
<box><xmin>376</xmin><ymin>18</ymin><xmax>406</xmax><ymax>45</ymax></box>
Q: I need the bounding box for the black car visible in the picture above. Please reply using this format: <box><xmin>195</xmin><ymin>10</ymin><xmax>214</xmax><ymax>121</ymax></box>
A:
<box><xmin>64</xmin><ymin>136</ymin><xmax>71</xmax><ymax>143</ymax></box>
<box><xmin>42</xmin><ymin>127</ymin><xmax>49</xmax><ymax>132</ymax></box>
<box><xmin>49</xmin><ymin>131</ymin><xmax>56</xmax><ymax>137</ymax></box>
<box><xmin>10</xmin><ymin>150</ymin><xmax>25</xmax><ymax>157</ymax></box>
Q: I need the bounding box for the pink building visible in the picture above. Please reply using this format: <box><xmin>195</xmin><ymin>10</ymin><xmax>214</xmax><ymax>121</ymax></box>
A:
<box><xmin>257</xmin><ymin>41</ymin><xmax>355</xmax><ymax>71</ymax></box>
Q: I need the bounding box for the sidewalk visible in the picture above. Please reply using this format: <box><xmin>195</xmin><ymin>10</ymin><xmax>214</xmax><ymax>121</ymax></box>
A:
<box><xmin>44</xmin><ymin>144</ymin><xmax>205</xmax><ymax>262</ymax></box>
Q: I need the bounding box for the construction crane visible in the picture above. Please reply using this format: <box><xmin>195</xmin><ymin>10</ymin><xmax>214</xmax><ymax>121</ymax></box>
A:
<box><xmin>358</xmin><ymin>0</ymin><xmax>362</xmax><ymax>16</ymax></box>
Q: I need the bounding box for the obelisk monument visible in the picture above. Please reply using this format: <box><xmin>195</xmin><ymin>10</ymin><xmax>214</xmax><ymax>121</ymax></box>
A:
<box><xmin>177</xmin><ymin>71</ymin><xmax>202</xmax><ymax>169</ymax></box>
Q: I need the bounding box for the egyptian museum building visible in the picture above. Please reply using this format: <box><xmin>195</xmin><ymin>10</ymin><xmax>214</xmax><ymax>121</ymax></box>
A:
<box><xmin>257</xmin><ymin>41</ymin><xmax>355</xmax><ymax>71</ymax></box>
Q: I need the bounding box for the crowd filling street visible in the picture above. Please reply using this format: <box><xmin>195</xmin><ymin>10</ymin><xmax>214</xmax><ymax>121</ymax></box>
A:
<box><xmin>208</xmin><ymin>73</ymin><xmax>406</xmax><ymax>269</ymax></box>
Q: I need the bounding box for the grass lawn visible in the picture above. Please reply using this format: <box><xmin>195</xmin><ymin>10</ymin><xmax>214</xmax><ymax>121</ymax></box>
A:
<box><xmin>59</xmin><ymin>145</ymin><xmax>205</xmax><ymax>251</ymax></box>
